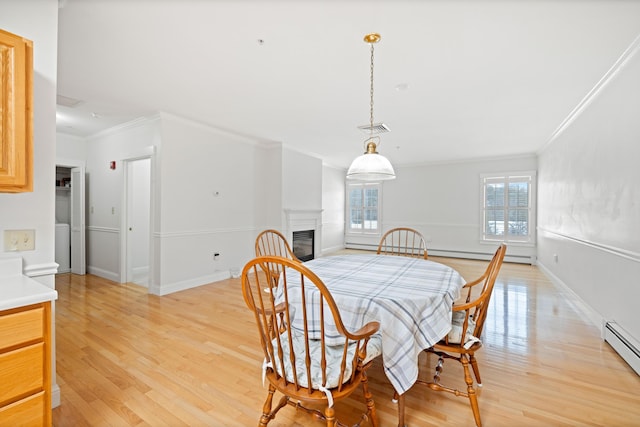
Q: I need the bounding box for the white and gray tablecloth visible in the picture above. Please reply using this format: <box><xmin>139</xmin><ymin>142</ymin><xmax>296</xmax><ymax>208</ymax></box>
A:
<box><xmin>279</xmin><ymin>254</ymin><xmax>465</xmax><ymax>394</ymax></box>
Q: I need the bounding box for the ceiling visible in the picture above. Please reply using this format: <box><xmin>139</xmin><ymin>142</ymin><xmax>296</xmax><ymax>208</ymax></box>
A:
<box><xmin>56</xmin><ymin>0</ymin><xmax>640</xmax><ymax>168</ymax></box>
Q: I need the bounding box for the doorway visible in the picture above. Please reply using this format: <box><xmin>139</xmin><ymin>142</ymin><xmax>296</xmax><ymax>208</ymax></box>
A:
<box><xmin>123</xmin><ymin>157</ymin><xmax>151</xmax><ymax>287</ymax></box>
<box><xmin>55</xmin><ymin>164</ymin><xmax>86</xmax><ymax>275</ymax></box>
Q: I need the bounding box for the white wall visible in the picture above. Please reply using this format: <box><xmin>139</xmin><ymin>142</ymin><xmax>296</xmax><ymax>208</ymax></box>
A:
<box><xmin>537</xmin><ymin>35</ymin><xmax>640</xmax><ymax>343</ymax></box>
<box><xmin>0</xmin><ymin>0</ymin><xmax>59</xmax><ymax>277</ymax></box>
<box><xmin>321</xmin><ymin>164</ymin><xmax>346</xmax><ymax>255</ymax></box>
<box><xmin>57</xmin><ymin>133</ymin><xmax>86</xmax><ymax>162</ymax></box>
<box><xmin>0</xmin><ymin>0</ymin><xmax>60</xmax><ymax>407</ymax></box>
<box><xmin>65</xmin><ymin>110</ymin><xmax>333</xmax><ymax>295</ymax></box>
<box><xmin>259</xmin><ymin>144</ymin><xmax>283</xmax><ymax>229</ymax></box>
<box><xmin>346</xmin><ymin>155</ymin><xmax>538</xmax><ymax>262</ymax></box>
<box><xmin>155</xmin><ymin>113</ymin><xmax>268</xmax><ymax>294</ymax></box>
<box><xmin>282</xmin><ymin>148</ymin><xmax>322</xmax><ymax>212</ymax></box>
<box><xmin>84</xmin><ymin>118</ymin><xmax>160</xmax><ymax>282</ymax></box>
<box><xmin>56</xmin><ymin>134</ymin><xmax>87</xmax><ymax>226</ymax></box>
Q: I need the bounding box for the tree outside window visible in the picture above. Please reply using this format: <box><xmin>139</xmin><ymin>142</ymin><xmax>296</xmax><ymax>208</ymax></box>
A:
<box><xmin>481</xmin><ymin>172</ymin><xmax>536</xmax><ymax>244</ymax></box>
<box><xmin>348</xmin><ymin>183</ymin><xmax>380</xmax><ymax>232</ymax></box>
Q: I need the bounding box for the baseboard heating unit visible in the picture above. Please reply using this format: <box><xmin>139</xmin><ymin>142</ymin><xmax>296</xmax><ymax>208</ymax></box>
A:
<box><xmin>604</xmin><ymin>322</ymin><xmax>640</xmax><ymax>376</ymax></box>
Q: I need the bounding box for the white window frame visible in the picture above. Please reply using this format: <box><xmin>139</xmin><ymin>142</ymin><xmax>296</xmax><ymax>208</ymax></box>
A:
<box><xmin>480</xmin><ymin>171</ymin><xmax>536</xmax><ymax>245</ymax></box>
<box><xmin>346</xmin><ymin>182</ymin><xmax>382</xmax><ymax>234</ymax></box>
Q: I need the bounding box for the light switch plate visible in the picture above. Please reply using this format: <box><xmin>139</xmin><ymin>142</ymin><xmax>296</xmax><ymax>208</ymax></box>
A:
<box><xmin>3</xmin><ymin>229</ymin><xmax>35</xmax><ymax>251</ymax></box>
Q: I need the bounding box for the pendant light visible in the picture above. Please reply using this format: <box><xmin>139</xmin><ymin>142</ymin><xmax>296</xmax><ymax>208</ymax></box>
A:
<box><xmin>346</xmin><ymin>33</ymin><xmax>396</xmax><ymax>181</ymax></box>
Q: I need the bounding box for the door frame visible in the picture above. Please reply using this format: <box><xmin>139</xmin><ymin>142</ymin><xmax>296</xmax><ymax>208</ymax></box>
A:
<box><xmin>56</xmin><ymin>157</ymin><xmax>86</xmax><ymax>275</ymax></box>
<box><xmin>119</xmin><ymin>146</ymin><xmax>156</xmax><ymax>291</ymax></box>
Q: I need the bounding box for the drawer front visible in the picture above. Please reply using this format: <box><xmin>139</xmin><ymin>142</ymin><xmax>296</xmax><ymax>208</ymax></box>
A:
<box><xmin>0</xmin><ymin>343</ymin><xmax>44</xmax><ymax>405</ymax></box>
<box><xmin>0</xmin><ymin>390</ymin><xmax>44</xmax><ymax>427</ymax></box>
<box><xmin>0</xmin><ymin>306</ymin><xmax>44</xmax><ymax>349</ymax></box>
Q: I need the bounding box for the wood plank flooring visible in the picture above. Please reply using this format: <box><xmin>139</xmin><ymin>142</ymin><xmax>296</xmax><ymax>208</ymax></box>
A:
<box><xmin>52</xmin><ymin>255</ymin><xmax>640</xmax><ymax>426</ymax></box>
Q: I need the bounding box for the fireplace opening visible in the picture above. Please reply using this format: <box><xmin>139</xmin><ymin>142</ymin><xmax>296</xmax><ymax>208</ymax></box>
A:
<box><xmin>292</xmin><ymin>230</ymin><xmax>314</xmax><ymax>262</ymax></box>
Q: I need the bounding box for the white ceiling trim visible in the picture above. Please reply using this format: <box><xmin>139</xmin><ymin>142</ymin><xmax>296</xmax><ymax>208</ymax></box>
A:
<box><xmin>158</xmin><ymin>111</ymin><xmax>281</xmax><ymax>147</ymax></box>
<box><xmin>543</xmin><ymin>32</ymin><xmax>640</xmax><ymax>154</ymax></box>
<box><xmin>84</xmin><ymin>115</ymin><xmax>159</xmax><ymax>140</ymax></box>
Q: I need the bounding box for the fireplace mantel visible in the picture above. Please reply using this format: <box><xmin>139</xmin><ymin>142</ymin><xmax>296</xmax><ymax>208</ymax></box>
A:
<box><xmin>284</xmin><ymin>209</ymin><xmax>323</xmax><ymax>260</ymax></box>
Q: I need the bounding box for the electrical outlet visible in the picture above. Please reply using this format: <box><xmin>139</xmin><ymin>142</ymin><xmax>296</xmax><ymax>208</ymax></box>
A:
<box><xmin>3</xmin><ymin>229</ymin><xmax>35</xmax><ymax>251</ymax></box>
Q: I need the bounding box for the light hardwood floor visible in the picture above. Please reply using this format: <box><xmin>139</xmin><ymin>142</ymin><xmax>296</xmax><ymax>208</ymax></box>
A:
<box><xmin>52</xmin><ymin>255</ymin><xmax>640</xmax><ymax>426</ymax></box>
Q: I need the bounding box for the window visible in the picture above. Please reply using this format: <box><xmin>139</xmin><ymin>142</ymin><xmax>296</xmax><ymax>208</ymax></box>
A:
<box><xmin>481</xmin><ymin>172</ymin><xmax>536</xmax><ymax>244</ymax></box>
<box><xmin>347</xmin><ymin>182</ymin><xmax>380</xmax><ymax>233</ymax></box>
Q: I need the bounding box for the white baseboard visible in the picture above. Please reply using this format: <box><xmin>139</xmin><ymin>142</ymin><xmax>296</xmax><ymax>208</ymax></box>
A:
<box><xmin>52</xmin><ymin>383</ymin><xmax>60</xmax><ymax>408</ymax></box>
<box><xmin>132</xmin><ymin>266</ymin><xmax>149</xmax><ymax>285</ymax></box>
<box><xmin>86</xmin><ymin>266</ymin><xmax>119</xmax><ymax>283</ymax></box>
<box><xmin>321</xmin><ymin>244</ymin><xmax>346</xmax><ymax>256</ymax></box>
<box><xmin>152</xmin><ymin>270</ymin><xmax>231</xmax><ymax>296</ymax></box>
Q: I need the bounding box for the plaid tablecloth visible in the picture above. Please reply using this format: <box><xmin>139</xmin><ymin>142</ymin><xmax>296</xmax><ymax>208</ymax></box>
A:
<box><xmin>281</xmin><ymin>253</ymin><xmax>465</xmax><ymax>395</ymax></box>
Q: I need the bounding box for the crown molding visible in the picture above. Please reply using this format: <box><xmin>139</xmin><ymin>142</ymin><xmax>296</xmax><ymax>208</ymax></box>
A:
<box><xmin>88</xmin><ymin>114</ymin><xmax>161</xmax><ymax>139</ymax></box>
<box><xmin>541</xmin><ymin>33</ymin><xmax>640</xmax><ymax>154</ymax></box>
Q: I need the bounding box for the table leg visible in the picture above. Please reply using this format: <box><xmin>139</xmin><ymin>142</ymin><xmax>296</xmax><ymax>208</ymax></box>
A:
<box><xmin>399</xmin><ymin>392</ymin><xmax>407</xmax><ymax>427</ymax></box>
<box><xmin>392</xmin><ymin>391</ymin><xmax>407</xmax><ymax>427</ymax></box>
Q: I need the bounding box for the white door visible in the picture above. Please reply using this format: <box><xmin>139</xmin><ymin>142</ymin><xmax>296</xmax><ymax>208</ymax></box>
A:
<box><xmin>125</xmin><ymin>158</ymin><xmax>151</xmax><ymax>286</ymax></box>
<box><xmin>70</xmin><ymin>166</ymin><xmax>86</xmax><ymax>275</ymax></box>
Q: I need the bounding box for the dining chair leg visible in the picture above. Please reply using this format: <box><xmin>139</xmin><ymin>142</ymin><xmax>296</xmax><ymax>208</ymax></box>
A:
<box><xmin>462</xmin><ymin>355</ymin><xmax>482</xmax><ymax>427</ymax></box>
<box><xmin>259</xmin><ymin>385</ymin><xmax>276</xmax><ymax>426</ymax></box>
<box><xmin>324</xmin><ymin>406</ymin><xmax>336</xmax><ymax>427</ymax></box>
<box><xmin>361</xmin><ymin>374</ymin><xmax>379</xmax><ymax>427</ymax></box>
<box><xmin>469</xmin><ymin>353</ymin><xmax>483</xmax><ymax>386</ymax></box>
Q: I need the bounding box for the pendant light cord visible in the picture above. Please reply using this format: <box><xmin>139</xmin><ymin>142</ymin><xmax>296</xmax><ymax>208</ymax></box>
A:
<box><xmin>347</xmin><ymin>33</ymin><xmax>396</xmax><ymax>180</ymax></box>
<box><xmin>369</xmin><ymin>41</ymin><xmax>375</xmax><ymax>139</ymax></box>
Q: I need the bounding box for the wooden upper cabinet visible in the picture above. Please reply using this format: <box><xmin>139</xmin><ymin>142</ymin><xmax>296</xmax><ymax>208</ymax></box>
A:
<box><xmin>0</xmin><ymin>28</ymin><xmax>33</xmax><ymax>193</ymax></box>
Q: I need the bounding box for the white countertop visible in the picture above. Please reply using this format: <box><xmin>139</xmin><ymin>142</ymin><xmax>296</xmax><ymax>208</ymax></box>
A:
<box><xmin>0</xmin><ymin>256</ymin><xmax>58</xmax><ymax>311</ymax></box>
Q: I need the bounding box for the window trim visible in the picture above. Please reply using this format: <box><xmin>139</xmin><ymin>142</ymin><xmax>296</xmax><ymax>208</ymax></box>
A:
<box><xmin>346</xmin><ymin>182</ymin><xmax>382</xmax><ymax>235</ymax></box>
<box><xmin>480</xmin><ymin>171</ymin><xmax>536</xmax><ymax>245</ymax></box>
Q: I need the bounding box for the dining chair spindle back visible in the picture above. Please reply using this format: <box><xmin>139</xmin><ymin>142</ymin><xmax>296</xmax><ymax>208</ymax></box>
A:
<box><xmin>255</xmin><ymin>229</ymin><xmax>298</xmax><ymax>260</ymax></box>
<box><xmin>377</xmin><ymin>227</ymin><xmax>428</xmax><ymax>259</ymax></box>
<box><xmin>255</xmin><ymin>229</ymin><xmax>300</xmax><ymax>289</ymax></box>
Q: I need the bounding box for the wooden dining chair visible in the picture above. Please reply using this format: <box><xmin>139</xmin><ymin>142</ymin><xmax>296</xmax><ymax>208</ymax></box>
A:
<box><xmin>241</xmin><ymin>256</ymin><xmax>382</xmax><ymax>427</ymax></box>
<box><xmin>377</xmin><ymin>227</ymin><xmax>428</xmax><ymax>259</ymax></box>
<box><xmin>255</xmin><ymin>229</ymin><xmax>299</xmax><ymax>260</ymax></box>
<box><xmin>255</xmin><ymin>229</ymin><xmax>300</xmax><ymax>289</ymax></box>
<box><xmin>398</xmin><ymin>244</ymin><xmax>506</xmax><ymax>427</ymax></box>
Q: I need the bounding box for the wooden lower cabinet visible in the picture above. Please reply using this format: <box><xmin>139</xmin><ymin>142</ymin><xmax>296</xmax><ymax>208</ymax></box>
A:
<box><xmin>0</xmin><ymin>303</ymin><xmax>51</xmax><ymax>426</ymax></box>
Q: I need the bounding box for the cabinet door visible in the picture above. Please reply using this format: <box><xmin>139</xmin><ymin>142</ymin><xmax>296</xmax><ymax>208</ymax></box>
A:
<box><xmin>0</xmin><ymin>28</ymin><xmax>33</xmax><ymax>193</ymax></box>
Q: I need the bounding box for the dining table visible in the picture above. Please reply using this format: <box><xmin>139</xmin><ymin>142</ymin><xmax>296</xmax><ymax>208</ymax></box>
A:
<box><xmin>278</xmin><ymin>253</ymin><xmax>466</xmax><ymax>425</ymax></box>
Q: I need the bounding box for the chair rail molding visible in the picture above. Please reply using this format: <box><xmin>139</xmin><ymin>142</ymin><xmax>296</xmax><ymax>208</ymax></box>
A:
<box><xmin>538</xmin><ymin>227</ymin><xmax>640</xmax><ymax>263</ymax></box>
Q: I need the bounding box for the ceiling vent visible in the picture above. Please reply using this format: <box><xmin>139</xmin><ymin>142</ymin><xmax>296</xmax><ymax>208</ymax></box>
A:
<box><xmin>56</xmin><ymin>94</ymin><xmax>83</xmax><ymax>108</ymax></box>
<box><xmin>358</xmin><ymin>122</ymin><xmax>390</xmax><ymax>135</ymax></box>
